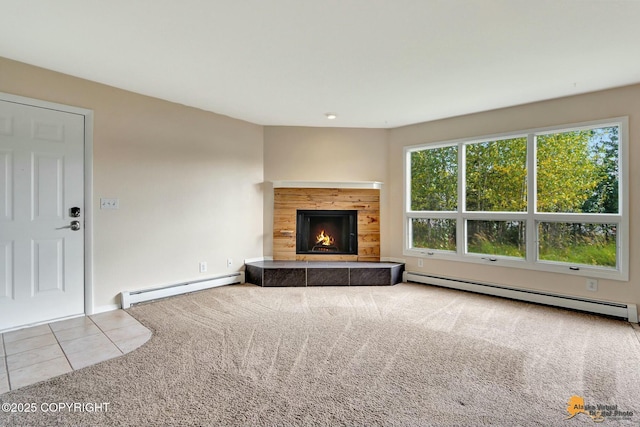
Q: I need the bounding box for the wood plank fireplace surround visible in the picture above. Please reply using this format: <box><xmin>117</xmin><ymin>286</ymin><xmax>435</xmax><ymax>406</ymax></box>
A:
<box><xmin>245</xmin><ymin>182</ymin><xmax>404</xmax><ymax>287</ymax></box>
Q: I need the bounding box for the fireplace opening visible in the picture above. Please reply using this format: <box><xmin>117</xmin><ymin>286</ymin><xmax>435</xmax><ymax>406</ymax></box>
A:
<box><xmin>296</xmin><ymin>210</ymin><xmax>358</xmax><ymax>255</ymax></box>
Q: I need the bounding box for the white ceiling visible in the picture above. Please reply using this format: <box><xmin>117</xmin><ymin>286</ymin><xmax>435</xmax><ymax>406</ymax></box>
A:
<box><xmin>1</xmin><ymin>0</ymin><xmax>640</xmax><ymax>128</ymax></box>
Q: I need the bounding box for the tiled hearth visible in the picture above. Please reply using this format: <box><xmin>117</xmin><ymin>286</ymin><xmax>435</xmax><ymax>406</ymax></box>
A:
<box><xmin>245</xmin><ymin>261</ymin><xmax>404</xmax><ymax>287</ymax></box>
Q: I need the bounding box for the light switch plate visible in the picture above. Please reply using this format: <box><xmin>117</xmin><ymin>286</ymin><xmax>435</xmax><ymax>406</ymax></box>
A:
<box><xmin>100</xmin><ymin>198</ymin><xmax>119</xmax><ymax>209</ymax></box>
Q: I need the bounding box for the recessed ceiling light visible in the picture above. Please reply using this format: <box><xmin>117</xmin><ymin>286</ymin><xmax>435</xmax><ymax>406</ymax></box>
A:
<box><xmin>325</xmin><ymin>113</ymin><xmax>337</xmax><ymax>120</ymax></box>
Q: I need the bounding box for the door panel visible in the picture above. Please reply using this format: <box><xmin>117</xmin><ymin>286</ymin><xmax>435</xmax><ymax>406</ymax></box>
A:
<box><xmin>0</xmin><ymin>241</ymin><xmax>11</xmax><ymax>299</ymax></box>
<box><xmin>0</xmin><ymin>113</ymin><xmax>11</xmax><ymax>135</ymax></box>
<box><xmin>32</xmin><ymin>119</ymin><xmax>65</xmax><ymax>142</ymax></box>
<box><xmin>0</xmin><ymin>150</ymin><xmax>11</xmax><ymax>221</ymax></box>
<box><xmin>33</xmin><ymin>238</ymin><xmax>64</xmax><ymax>294</ymax></box>
<box><xmin>33</xmin><ymin>154</ymin><xmax>64</xmax><ymax>220</ymax></box>
<box><xmin>0</xmin><ymin>100</ymin><xmax>84</xmax><ymax>331</ymax></box>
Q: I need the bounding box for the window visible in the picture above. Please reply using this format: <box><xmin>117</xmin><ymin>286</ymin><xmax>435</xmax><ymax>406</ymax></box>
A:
<box><xmin>405</xmin><ymin>118</ymin><xmax>628</xmax><ymax>280</ymax></box>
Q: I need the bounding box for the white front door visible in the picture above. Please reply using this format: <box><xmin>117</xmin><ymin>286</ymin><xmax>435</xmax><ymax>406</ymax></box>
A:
<box><xmin>0</xmin><ymin>99</ymin><xmax>85</xmax><ymax>331</ymax></box>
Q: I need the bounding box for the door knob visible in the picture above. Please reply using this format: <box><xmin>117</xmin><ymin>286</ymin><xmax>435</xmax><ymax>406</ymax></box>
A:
<box><xmin>56</xmin><ymin>220</ymin><xmax>81</xmax><ymax>231</ymax></box>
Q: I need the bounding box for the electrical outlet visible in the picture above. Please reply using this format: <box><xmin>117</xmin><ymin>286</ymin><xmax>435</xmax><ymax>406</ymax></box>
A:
<box><xmin>199</xmin><ymin>262</ymin><xmax>207</xmax><ymax>273</ymax></box>
<box><xmin>586</xmin><ymin>278</ymin><xmax>598</xmax><ymax>292</ymax></box>
<box><xmin>227</xmin><ymin>258</ymin><xmax>233</xmax><ymax>268</ymax></box>
<box><xmin>418</xmin><ymin>259</ymin><xmax>424</xmax><ymax>268</ymax></box>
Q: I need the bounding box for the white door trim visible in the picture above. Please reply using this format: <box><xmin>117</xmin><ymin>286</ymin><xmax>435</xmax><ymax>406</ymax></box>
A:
<box><xmin>0</xmin><ymin>91</ymin><xmax>95</xmax><ymax>316</ymax></box>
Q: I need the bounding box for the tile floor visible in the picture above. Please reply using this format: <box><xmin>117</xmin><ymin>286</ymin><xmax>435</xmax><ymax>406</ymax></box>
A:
<box><xmin>0</xmin><ymin>310</ymin><xmax>151</xmax><ymax>393</ymax></box>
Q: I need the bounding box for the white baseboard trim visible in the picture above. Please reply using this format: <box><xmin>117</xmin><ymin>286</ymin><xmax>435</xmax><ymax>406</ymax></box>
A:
<box><xmin>92</xmin><ymin>304</ymin><xmax>121</xmax><ymax>314</ymax></box>
<box><xmin>121</xmin><ymin>272</ymin><xmax>245</xmax><ymax>309</ymax></box>
<box><xmin>404</xmin><ymin>271</ymin><xmax>639</xmax><ymax>323</ymax></box>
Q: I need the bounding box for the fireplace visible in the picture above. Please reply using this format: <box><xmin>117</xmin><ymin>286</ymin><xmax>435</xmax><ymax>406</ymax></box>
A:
<box><xmin>273</xmin><ymin>186</ymin><xmax>380</xmax><ymax>261</ymax></box>
<box><xmin>296</xmin><ymin>210</ymin><xmax>358</xmax><ymax>255</ymax></box>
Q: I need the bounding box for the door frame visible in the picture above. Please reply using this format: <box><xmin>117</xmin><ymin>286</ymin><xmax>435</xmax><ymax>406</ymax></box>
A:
<box><xmin>0</xmin><ymin>91</ymin><xmax>95</xmax><ymax>317</ymax></box>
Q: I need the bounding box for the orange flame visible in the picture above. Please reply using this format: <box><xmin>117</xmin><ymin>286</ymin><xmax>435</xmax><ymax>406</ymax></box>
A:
<box><xmin>316</xmin><ymin>230</ymin><xmax>334</xmax><ymax>246</ymax></box>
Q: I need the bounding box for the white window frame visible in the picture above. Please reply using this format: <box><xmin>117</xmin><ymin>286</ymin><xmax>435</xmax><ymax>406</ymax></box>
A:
<box><xmin>404</xmin><ymin>117</ymin><xmax>629</xmax><ymax>281</ymax></box>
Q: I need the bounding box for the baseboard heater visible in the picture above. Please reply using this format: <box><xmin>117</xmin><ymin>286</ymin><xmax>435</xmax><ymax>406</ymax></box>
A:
<box><xmin>121</xmin><ymin>272</ymin><xmax>245</xmax><ymax>309</ymax></box>
<box><xmin>403</xmin><ymin>271</ymin><xmax>639</xmax><ymax>323</ymax></box>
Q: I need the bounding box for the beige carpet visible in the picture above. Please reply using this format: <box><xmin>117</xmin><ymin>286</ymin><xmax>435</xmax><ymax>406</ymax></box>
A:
<box><xmin>1</xmin><ymin>282</ymin><xmax>639</xmax><ymax>426</ymax></box>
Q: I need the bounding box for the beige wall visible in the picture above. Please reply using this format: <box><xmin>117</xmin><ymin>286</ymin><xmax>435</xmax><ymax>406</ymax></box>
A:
<box><xmin>3</xmin><ymin>55</ymin><xmax>638</xmax><ymax>315</ymax></box>
<box><xmin>0</xmin><ymin>57</ymin><xmax>264</xmax><ymax>310</ymax></box>
<box><xmin>263</xmin><ymin>127</ymin><xmax>389</xmax><ymax>258</ymax></box>
<box><xmin>388</xmin><ymin>84</ymin><xmax>640</xmax><ymax>310</ymax></box>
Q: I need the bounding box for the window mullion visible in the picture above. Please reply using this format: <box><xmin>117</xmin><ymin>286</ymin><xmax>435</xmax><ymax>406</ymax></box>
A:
<box><xmin>457</xmin><ymin>142</ymin><xmax>465</xmax><ymax>256</ymax></box>
<box><xmin>408</xmin><ymin>211</ymin><xmax>458</xmax><ymax>219</ymax></box>
<box><xmin>534</xmin><ymin>213</ymin><xmax>621</xmax><ymax>223</ymax></box>
<box><xmin>463</xmin><ymin>212</ymin><xmax>528</xmax><ymax>220</ymax></box>
<box><xmin>526</xmin><ymin>133</ymin><xmax>537</xmax><ymax>265</ymax></box>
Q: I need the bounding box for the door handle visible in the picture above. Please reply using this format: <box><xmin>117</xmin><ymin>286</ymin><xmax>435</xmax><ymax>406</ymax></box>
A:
<box><xmin>58</xmin><ymin>220</ymin><xmax>81</xmax><ymax>231</ymax></box>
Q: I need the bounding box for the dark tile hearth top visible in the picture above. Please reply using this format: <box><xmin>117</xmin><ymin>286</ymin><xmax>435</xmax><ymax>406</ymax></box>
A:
<box><xmin>245</xmin><ymin>261</ymin><xmax>404</xmax><ymax>287</ymax></box>
<box><xmin>246</xmin><ymin>261</ymin><xmax>402</xmax><ymax>269</ymax></box>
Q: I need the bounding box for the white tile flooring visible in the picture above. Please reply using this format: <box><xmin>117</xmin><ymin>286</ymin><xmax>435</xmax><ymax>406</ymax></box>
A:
<box><xmin>0</xmin><ymin>310</ymin><xmax>151</xmax><ymax>393</ymax></box>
